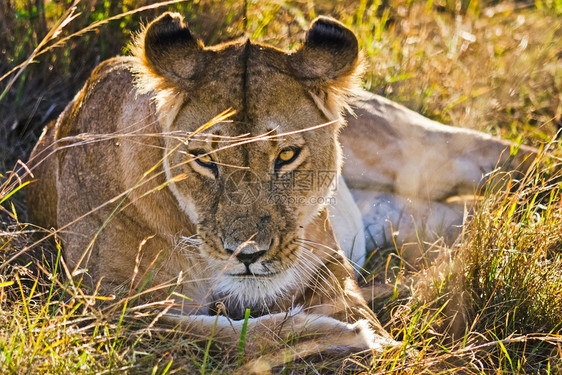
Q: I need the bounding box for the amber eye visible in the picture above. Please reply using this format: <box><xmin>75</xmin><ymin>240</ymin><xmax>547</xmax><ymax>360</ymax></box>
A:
<box><xmin>279</xmin><ymin>149</ymin><xmax>295</xmax><ymax>162</ymax></box>
<box><xmin>275</xmin><ymin>147</ymin><xmax>301</xmax><ymax>169</ymax></box>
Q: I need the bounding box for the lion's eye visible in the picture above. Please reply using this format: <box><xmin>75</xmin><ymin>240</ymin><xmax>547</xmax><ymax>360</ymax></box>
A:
<box><xmin>197</xmin><ymin>154</ymin><xmax>213</xmax><ymax>165</ymax></box>
<box><xmin>275</xmin><ymin>148</ymin><xmax>300</xmax><ymax>169</ymax></box>
<box><xmin>191</xmin><ymin>151</ymin><xmax>217</xmax><ymax>171</ymax></box>
<box><xmin>279</xmin><ymin>149</ymin><xmax>295</xmax><ymax>161</ymax></box>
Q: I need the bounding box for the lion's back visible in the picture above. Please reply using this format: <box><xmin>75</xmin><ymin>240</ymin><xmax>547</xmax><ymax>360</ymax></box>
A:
<box><xmin>26</xmin><ymin>57</ymin><xmax>141</xmax><ymax>229</ymax></box>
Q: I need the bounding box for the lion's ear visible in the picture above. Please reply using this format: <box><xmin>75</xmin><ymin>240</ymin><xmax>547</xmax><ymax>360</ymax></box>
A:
<box><xmin>135</xmin><ymin>12</ymin><xmax>204</xmax><ymax>90</ymax></box>
<box><xmin>290</xmin><ymin>17</ymin><xmax>361</xmax><ymax>119</ymax></box>
<box><xmin>291</xmin><ymin>17</ymin><xmax>359</xmax><ymax>84</ymax></box>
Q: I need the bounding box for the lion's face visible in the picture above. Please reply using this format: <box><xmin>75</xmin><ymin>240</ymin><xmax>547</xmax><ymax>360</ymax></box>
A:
<box><xmin>132</xmin><ymin>13</ymin><xmax>360</xmax><ymax>316</ymax></box>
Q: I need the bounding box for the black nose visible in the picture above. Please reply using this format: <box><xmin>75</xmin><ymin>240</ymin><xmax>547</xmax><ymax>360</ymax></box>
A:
<box><xmin>224</xmin><ymin>248</ymin><xmax>267</xmax><ymax>266</ymax></box>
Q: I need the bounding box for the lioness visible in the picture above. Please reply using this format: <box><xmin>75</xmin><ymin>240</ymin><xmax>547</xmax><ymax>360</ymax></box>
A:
<box><xmin>26</xmin><ymin>11</ymin><xmax>536</xmax><ymax>360</ymax></box>
<box><xmin>26</xmin><ymin>14</ymin><xmax>396</xmax><ymax>356</ymax></box>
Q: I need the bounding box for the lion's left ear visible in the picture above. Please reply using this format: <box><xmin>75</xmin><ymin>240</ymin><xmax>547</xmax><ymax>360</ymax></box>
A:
<box><xmin>131</xmin><ymin>12</ymin><xmax>207</xmax><ymax>94</ymax></box>
<box><xmin>291</xmin><ymin>17</ymin><xmax>359</xmax><ymax>82</ymax></box>
<box><xmin>143</xmin><ymin>12</ymin><xmax>201</xmax><ymax>81</ymax></box>
<box><xmin>290</xmin><ymin>17</ymin><xmax>362</xmax><ymax>119</ymax></box>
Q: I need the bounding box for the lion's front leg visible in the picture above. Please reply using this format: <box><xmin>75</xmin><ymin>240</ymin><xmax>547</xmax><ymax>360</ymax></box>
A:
<box><xmin>161</xmin><ymin>308</ymin><xmax>394</xmax><ymax>357</ymax></box>
<box><xmin>160</xmin><ymin>209</ymin><xmax>398</xmax><ymax>359</ymax></box>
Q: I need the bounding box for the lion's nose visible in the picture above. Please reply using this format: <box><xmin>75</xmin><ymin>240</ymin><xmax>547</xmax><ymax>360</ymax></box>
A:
<box><xmin>227</xmin><ymin>249</ymin><xmax>267</xmax><ymax>266</ymax></box>
<box><xmin>224</xmin><ymin>241</ymin><xmax>268</xmax><ymax>266</ymax></box>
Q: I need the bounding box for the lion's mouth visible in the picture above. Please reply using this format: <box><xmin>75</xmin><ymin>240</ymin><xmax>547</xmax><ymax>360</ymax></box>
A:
<box><xmin>227</xmin><ymin>271</ymin><xmax>279</xmax><ymax>278</ymax></box>
<box><xmin>223</xmin><ymin>258</ymin><xmax>281</xmax><ymax>278</ymax></box>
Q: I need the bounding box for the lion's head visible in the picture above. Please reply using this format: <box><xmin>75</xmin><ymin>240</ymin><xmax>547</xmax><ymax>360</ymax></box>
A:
<box><xmin>127</xmin><ymin>13</ymin><xmax>363</xmax><ymax>316</ymax></box>
<box><xmin>22</xmin><ymin>13</ymin><xmax>363</xmax><ymax>319</ymax></box>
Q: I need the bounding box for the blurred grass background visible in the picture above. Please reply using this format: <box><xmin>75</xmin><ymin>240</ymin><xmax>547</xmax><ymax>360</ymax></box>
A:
<box><xmin>1</xmin><ymin>0</ymin><xmax>562</xmax><ymax>373</ymax></box>
<box><xmin>1</xmin><ymin>0</ymin><xmax>561</xmax><ymax>176</ymax></box>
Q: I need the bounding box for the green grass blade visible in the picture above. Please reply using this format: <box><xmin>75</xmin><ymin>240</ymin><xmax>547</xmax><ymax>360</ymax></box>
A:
<box><xmin>0</xmin><ymin>180</ymin><xmax>30</xmax><ymax>205</ymax></box>
<box><xmin>238</xmin><ymin>308</ymin><xmax>251</xmax><ymax>367</ymax></box>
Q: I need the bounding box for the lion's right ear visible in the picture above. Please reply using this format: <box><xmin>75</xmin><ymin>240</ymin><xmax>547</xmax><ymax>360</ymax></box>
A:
<box><xmin>291</xmin><ymin>17</ymin><xmax>359</xmax><ymax>83</ymax></box>
<box><xmin>290</xmin><ymin>17</ymin><xmax>362</xmax><ymax>120</ymax></box>
<box><xmin>132</xmin><ymin>12</ymin><xmax>204</xmax><ymax>91</ymax></box>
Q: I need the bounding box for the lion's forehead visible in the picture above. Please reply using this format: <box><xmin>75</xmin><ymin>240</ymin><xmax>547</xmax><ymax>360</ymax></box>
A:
<box><xmin>172</xmin><ymin>43</ymin><xmax>327</xmax><ymax>134</ymax></box>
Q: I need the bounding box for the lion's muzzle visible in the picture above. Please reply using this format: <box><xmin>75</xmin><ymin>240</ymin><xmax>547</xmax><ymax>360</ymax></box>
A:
<box><xmin>224</xmin><ymin>242</ymin><xmax>268</xmax><ymax>266</ymax></box>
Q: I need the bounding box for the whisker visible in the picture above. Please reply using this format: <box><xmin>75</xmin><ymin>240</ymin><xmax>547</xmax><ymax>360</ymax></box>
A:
<box><xmin>294</xmin><ymin>237</ymin><xmax>362</xmax><ymax>272</ymax></box>
<box><xmin>294</xmin><ymin>249</ymin><xmax>341</xmax><ymax>299</ymax></box>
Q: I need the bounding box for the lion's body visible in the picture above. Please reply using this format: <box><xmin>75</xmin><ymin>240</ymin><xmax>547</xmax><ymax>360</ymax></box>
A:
<box><xmin>338</xmin><ymin>91</ymin><xmax>535</xmax><ymax>263</ymax></box>
<box><xmin>28</xmin><ymin>54</ymin><xmax>357</xmax><ymax>313</ymax></box>
<box><xmin>29</xmin><ymin>57</ymin><xmax>195</xmax><ymax>294</ymax></box>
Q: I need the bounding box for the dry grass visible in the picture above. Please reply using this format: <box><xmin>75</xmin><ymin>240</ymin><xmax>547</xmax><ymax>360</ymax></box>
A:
<box><xmin>1</xmin><ymin>0</ymin><xmax>562</xmax><ymax>373</ymax></box>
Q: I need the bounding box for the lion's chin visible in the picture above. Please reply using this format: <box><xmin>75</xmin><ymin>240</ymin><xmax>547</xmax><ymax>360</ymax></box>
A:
<box><xmin>207</xmin><ymin>269</ymin><xmax>303</xmax><ymax>320</ymax></box>
<box><xmin>224</xmin><ymin>271</ymin><xmax>279</xmax><ymax>278</ymax></box>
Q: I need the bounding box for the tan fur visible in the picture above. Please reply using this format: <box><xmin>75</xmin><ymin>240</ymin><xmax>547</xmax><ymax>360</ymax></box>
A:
<box><xmin>339</xmin><ymin>90</ymin><xmax>537</xmax><ymax>264</ymax></box>
<box><xmin>26</xmin><ymin>14</ymin><xmax>395</xmax><ymax>357</ymax></box>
